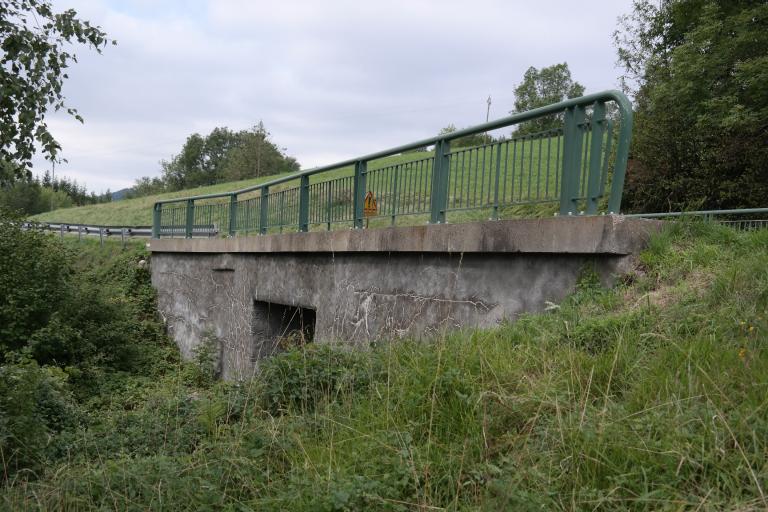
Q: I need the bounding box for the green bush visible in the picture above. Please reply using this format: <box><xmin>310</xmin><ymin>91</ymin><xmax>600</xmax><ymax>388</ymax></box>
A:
<box><xmin>0</xmin><ymin>212</ymin><xmax>70</xmax><ymax>356</ymax></box>
<box><xmin>0</xmin><ymin>357</ymin><xmax>79</xmax><ymax>477</ymax></box>
<box><xmin>259</xmin><ymin>344</ymin><xmax>379</xmax><ymax>415</ymax></box>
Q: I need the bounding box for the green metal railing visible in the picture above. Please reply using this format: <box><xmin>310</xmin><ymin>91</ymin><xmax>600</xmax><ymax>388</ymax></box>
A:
<box><xmin>152</xmin><ymin>90</ymin><xmax>633</xmax><ymax>239</ymax></box>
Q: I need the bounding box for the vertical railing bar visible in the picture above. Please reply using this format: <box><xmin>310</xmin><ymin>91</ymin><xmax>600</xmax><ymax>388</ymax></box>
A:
<box><xmin>545</xmin><ymin>131</ymin><xmax>553</xmax><ymax>198</ymax></box>
<box><xmin>391</xmin><ymin>164</ymin><xmax>400</xmax><ymax>225</ymax></box>
<box><xmin>472</xmin><ymin>148</ymin><xmax>479</xmax><ymax>208</ymax></box>
<box><xmin>526</xmin><ymin>136</ymin><xmax>534</xmax><ymax>201</ymax></box>
<box><xmin>492</xmin><ymin>142</ymin><xmax>502</xmax><ymax>219</ymax></box>
<box><xmin>536</xmin><ymin>134</ymin><xmax>543</xmax><ymax>200</ymax></box>
<box><xmin>406</xmin><ymin>161</ymin><xmax>415</xmax><ymax>214</ymax></box>
<box><xmin>599</xmin><ymin>120</ymin><xmax>614</xmax><ymax>198</ymax></box>
<box><xmin>417</xmin><ymin>159</ymin><xmax>424</xmax><ymax>212</ymax></box>
<box><xmin>555</xmin><ymin>129</ymin><xmax>562</xmax><ymax>195</ymax></box>
<box><xmin>451</xmin><ymin>151</ymin><xmax>459</xmax><ymax>208</ymax></box>
<box><xmin>502</xmin><ymin>139</ymin><xmax>510</xmax><ymax>204</ymax></box>
<box><xmin>518</xmin><ymin>136</ymin><xmax>526</xmax><ymax>201</ymax></box>
<box><xmin>480</xmin><ymin>144</ymin><xmax>487</xmax><ymax>206</ymax></box>
<box><xmin>581</xmin><ymin>124</ymin><xmax>590</xmax><ymax>198</ymax></box>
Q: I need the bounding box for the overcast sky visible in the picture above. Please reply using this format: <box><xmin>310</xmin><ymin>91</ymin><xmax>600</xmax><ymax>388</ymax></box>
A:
<box><xmin>33</xmin><ymin>0</ymin><xmax>635</xmax><ymax>193</ymax></box>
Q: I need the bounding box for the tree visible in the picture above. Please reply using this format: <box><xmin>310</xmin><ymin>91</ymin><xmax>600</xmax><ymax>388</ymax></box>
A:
<box><xmin>512</xmin><ymin>63</ymin><xmax>585</xmax><ymax>135</ymax></box>
<box><xmin>222</xmin><ymin>123</ymin><xmax>300</xmax><ymax>182</ymax></box>
<box><xmin>436</xmin><ymin>124</ymin><xmax>493</xmax><ymax>149</ymax></box>
<box><xmin>615</xmin><ymin>1</ymin><xmax>768</xmax><ymax>212</ymax></box>
<box><xmin>0</xmin><ymin>1</ymin><xmax>113</xmax><ymax>184</ymax></box>
<box><xmin>146</xmin><ymin>123</ymin><xmax>300</xmax><ymax>194</ymax></box>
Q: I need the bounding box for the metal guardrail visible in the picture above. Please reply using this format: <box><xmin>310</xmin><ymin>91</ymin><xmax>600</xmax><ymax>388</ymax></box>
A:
<box><xmin>625</xmin><ymin>208</ymin><xmax>768</xmax><ymax>231</ymax></box>
<box><xmin>152</xmin><ymin>90</ymin><xmax>634</xmax><ymax>239</ymax></box>
<box><xmin>23</xmin><ymin>221</ymin><xmax>219</xmax><ymax>246</ymax></box>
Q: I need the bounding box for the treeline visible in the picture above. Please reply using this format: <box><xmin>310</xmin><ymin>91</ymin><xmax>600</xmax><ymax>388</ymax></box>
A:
<box><xmin>0</xmin><ymin>171</ymin><xmax>112</xmax><ymax>216</ymax></box>
<box><xmin>128</xmin><ymin>123</ymin><xmax>300</xmax><ymax>198</ymax></box>
<box><xmin>618</xmin><ymin>0</ymin><xmax>768</xmax><ymax>212</ymax></box>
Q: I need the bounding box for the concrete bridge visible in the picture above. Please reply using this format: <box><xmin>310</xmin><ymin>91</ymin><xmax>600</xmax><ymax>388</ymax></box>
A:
<box><xmin>148</xmin><ymin>91</ymin><xmax>648</xmax><ymax>379</ymax></box>
<box><xmin>149</xmin><ymin>216</ymin><xmax>657</xmax><ymax>380</ymax></box>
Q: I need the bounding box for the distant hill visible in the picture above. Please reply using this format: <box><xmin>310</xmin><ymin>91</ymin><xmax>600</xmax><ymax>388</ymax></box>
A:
<box><xmin>110</xmin><ymin>188</ymin><xmax>133</xmax><ymax>201</ymax></box>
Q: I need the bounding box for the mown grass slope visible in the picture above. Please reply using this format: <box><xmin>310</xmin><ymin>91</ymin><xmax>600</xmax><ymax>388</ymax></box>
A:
<box><xmin>3</xmin><ymin>221</ymin><xmax>767</xmax><ymax>510</ymax></box>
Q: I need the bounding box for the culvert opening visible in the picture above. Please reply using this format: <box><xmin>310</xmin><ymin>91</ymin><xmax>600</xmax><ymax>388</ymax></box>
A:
<box><xmin>253</xmin><ymin>300</ymin><xmax>316</xmax><ymax>354</ymax></box>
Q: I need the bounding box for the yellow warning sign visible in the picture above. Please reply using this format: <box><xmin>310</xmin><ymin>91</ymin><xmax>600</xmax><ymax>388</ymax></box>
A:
<box><xmin>363</xmin><ymin>191</ymin><xmax>378</xmax><ymax>217</ymax></box>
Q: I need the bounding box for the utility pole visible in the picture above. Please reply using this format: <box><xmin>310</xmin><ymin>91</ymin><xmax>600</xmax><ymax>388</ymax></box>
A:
<box><xmin>485</xmin><ymin>95</ymin><xmax>492</xmax><ymax>141</ymax></box>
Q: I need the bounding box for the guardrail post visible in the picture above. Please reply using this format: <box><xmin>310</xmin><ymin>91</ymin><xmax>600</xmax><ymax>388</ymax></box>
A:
<box><xmin>259</xmin><ymin>186</ymin><xmax>269</xmax><ymax>235</ymax></box>
<box><xmin>152</xmin><ymin>204</ymin><xmax>161</xmax><ymax>238</ymax></box>
<box><xmin>430</xmin><ymin>139</ymin><xmax>451</xmax><ymax>224</ymax></box>
<box><xmin>229</xmin><ymin>194</ymin><xmax>238</xmax><ymax>236</ymax></box>
<box><xmin>185</xmin><ymin>199</ymin><xmax>194</xmax><ymax>238</ymax></box>
<box><xmin>353</xmin><ymin>160</ymin><xmax>367</xmax><ymax>229</ymax></box>
<box><xmin>299</xmin><ymin>175</ymin><xmax>310</xmax><ymax>232</ymax></box>
<box><xmin>586</xmin><ymin>101</ymin><xmax>606</xmax><ymax>215</ymax></box>
<box><xmin>559</xmin><ymin>105</ymin><xmax>586</xmax><ymax>215</ymax></box>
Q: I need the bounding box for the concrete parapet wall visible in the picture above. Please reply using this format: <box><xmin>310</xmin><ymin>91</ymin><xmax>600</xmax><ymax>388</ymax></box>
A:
<box><xmin>149</xmin><ymin>216</ymin><xmax>659</xmax><ymax>380</ymax></box>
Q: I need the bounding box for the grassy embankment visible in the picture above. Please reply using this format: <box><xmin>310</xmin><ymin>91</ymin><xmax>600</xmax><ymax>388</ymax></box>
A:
<box><xmin>31</xmin><ymin>135</ymin><xmax>589</xmax><ymax>229</ymax></box>
<box><xmin>3</xmin><ymin>221</ymin><xmax>767</xmax><ymax>510</ymax></box>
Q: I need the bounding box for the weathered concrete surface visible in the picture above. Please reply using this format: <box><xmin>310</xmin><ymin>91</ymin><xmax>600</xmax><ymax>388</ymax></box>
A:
<box><xmin>150</xmin><ymin>215</ymin><xmax>652</xmax><ymax>255</ymax></box>
<box><xmin>149</xmin><ymin>216</ymin><xmax>659</xmax><ymax>380</ymax></box>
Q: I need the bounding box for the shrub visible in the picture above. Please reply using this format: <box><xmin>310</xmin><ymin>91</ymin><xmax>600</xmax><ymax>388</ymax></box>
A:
<box><xmin>0</xmin><ymin>357</ymin><xmax>78</xmax><ymax>479</ymax></box>
<box><xmin>259</xmin><ymin>344</ymin><xmax>378</xmax><ymax>415</ymax></box>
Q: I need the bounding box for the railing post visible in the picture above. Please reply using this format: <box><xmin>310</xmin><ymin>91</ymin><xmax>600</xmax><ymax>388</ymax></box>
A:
<box><xmin>586</xmin><ymin>101</ymin><xmax>606</xmax><ymax>215</ymax></box>
<box><xmin>152</xmin><ymin>203</ymin><xmax>161</xmax><ymax>239</ymax></box>
<box><xmin>430</xmin><ymin>139</ymin><xmax>451</xmax><ymax>224</ymax></box>
<box><xmin>353</xmin><ymin>160</ymin><xmax>367</xmax><ymax>229</ymax></box>
<box><xmin>185</xmin><ymin>199</ymin><xmax>194</xmax><ymax>238</ymax></box>
<box><xmin>259</xmin><ymin>186</ymin><xmax>269</xmax><ymax>235</ymax></box>
<box><xmin>559</xmin><ymin>105</ymin><xmax>586</xmax><ymax>215</ymax></box>
<box><xmin>229</xmin><ymin>194</ymin><xmax>238</xmax><ymax>236</ymax></box>
<box><xmin>608</xmin><ymin>102</ymin><xmax>634</xmax><ymax>214</ymax></box>
<box><xmin>299</xmin><ymin>175</ymin><xmax>310</xmax><ymax>232</ymax></box>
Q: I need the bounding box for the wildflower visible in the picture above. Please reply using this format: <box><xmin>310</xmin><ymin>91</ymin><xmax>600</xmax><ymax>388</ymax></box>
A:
<box><xmin>739</xmin><ymin>348</ymin><xmax>747</xmax><ymax>359</ymax></box>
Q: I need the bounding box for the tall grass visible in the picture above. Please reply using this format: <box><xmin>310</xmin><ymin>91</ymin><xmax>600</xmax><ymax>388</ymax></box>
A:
<box><xmin>4</xmin><ymin>222</ymin><xmax>766</xmax><ymax>510</ymax></box>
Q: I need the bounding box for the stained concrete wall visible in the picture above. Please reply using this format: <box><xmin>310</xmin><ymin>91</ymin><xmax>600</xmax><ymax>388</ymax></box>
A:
<box><xmin>149</xmin><ymin>216</ymin><xmax>658</xmax><ymax>380</ymax></box>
